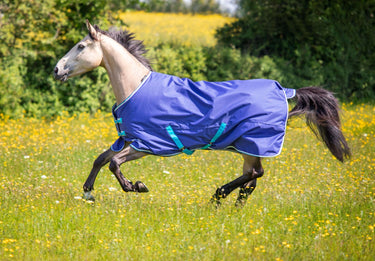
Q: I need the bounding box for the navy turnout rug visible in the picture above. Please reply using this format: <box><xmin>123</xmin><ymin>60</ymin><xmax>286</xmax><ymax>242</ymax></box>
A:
<box><xmin>111</xmin><ymin>72</ymin><xmax>295</xmax><ymax>157</ymax></box>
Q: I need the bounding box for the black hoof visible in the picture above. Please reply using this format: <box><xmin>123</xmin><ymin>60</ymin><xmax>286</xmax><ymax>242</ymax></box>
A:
<box><xmin>134</xmin><ymin>181</ymin><xmax>149</xmax><ymax>193</ymax></box>
<box><xmin>210</xmin><ymin>196</ymin><xmax>221</xmax><ymax>206</ymax></box>
<box><xmin>235</xmin><ymin>198</ymin><xmax>246</xmax><ymax>208</ymax></box>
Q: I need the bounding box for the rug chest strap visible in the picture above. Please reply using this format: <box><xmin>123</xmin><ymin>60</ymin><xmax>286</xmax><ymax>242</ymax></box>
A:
<box><xmin>114</xmin><ymin>118</ymin><xmax>126</xmax><ymax>137</ymax></box>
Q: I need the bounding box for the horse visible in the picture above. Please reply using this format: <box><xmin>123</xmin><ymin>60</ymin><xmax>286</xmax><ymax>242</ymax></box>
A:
<box><xmin>54</xmin><ymin>20</ymin><xmax>351</xmax><ymax>206</ymax></box>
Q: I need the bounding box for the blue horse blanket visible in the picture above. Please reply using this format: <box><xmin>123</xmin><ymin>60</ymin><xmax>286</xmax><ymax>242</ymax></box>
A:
<box><xmin>111</xmin><ymin>72</ymin><xmax>295</xmax><ymax>157</ymax></box>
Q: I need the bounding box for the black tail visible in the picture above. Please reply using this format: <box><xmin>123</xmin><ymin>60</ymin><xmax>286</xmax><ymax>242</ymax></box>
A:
<box><xmin>289</xmin><ymin>87</ymin><xmax>351</xmax><ymax>162</ymax></box>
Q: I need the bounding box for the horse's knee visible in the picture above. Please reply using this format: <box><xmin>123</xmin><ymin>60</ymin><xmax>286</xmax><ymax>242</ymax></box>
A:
<box><xmin>93</xmin><ymin>157</ymin><xmax>104</xmax><ymax>169</ymax></box>
<box><xmin>109</xmin><ymin>158</ymin><xmax>119</xmax><ymax>173</ymax></box>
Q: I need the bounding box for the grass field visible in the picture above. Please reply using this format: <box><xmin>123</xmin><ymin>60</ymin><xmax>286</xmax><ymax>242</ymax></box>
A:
<box><xmin>0</xmin><ymin>103</ymin><xmax>374</xmax><ymax>260</ymax></box>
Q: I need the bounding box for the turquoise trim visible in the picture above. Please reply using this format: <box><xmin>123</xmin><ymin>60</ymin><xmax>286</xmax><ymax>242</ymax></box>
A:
<box><xmin>166</xmin><ymin>126</ymin><xmax>195</xmax><ymax>155</ymax></box>
<box><xmin>129</xmin><ymin>144</ymin><xmax>181</xmax><ymax>156</ymax></box>
<box><xmin>114</xmin><ymin>72</ymin><xmax>152</xmax><ymax>112</ymax></box>
<box><xmin>201</xmin><ymin>122</ymin><xmax>227</xmax><ymax>150</ymax></box>
<box><xmin>114</xmin><ymin>118</ymin><xmax>123</xmax><ymax>124</ymax></box>
<box><xmin>118</xmin><ymin>131</ymin><xmax>126</xmax><ymax>136</ymax></box>
<box><xmin>129</xmin><ymin>144</ymin><xmax>153</xmax><ymax>154</ymax></box>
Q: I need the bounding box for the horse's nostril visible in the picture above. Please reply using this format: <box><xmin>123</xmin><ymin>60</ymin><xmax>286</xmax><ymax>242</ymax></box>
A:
<box><xmin>54</xmin><ymin>67</ymin><xmax>58</xmax><ymax>74</ymax></box>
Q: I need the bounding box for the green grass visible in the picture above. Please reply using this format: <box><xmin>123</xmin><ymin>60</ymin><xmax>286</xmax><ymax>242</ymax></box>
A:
<box><xmin>0</xmin><ymin>105</ymin><xmax>374</xmax><ymax>260</ymax></box>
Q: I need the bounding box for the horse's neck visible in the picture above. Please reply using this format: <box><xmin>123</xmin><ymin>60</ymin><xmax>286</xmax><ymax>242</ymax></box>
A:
<box><xmin>100</xmin><ymin>35</ymin><xmax>149</xmax><ymax>105</ymax></box>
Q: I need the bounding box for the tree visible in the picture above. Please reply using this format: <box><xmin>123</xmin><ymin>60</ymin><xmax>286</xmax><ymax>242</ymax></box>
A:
<box><xmin>216</xmin><ymin>0</ymin><xmax>375</xmax><ymax>99</ymax></box>
<box><xmin>190</xmin><ymin>0</ymin><xmax>221</xmax><ymax>14</ymax></box>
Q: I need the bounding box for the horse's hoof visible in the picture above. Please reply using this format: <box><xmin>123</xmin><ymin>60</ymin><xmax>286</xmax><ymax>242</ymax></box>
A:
<box><xmin>210</xmin><ymin>198</ymin><xmax>221</xmax><ymax>208</ymax></box>
<box><xmin>134</xmin><ymin>181</ymin><xmax>149</xmax><ymax>193</ymax></box>
<box><xmin>83</xmin><ymin>191</ymin><xmax>95</xmax><ymax>202</ymax></box>
<box><xmin>235</xmin><ymin>199</ymin><xmax>246</xmax><ymax>208</ymax></box>
<box><xmin>210</xmin><ymin>195</ymin><xmax>221</xmax><ymax>207</ymax></box>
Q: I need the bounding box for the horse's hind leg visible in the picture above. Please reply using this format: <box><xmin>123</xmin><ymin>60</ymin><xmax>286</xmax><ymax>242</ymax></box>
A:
<box><xmin>211</xmin><ymin>155</ymin><xmax>263</xmax><ymax>206</ymax></box>
<box><xmin>210</xmin><ymin>173</ymin><xmax>253</xmax><ymax>205</ymax></box>
<box><xmin>235</xmin><ymin>156</ymin><xmax>263</xmax><ymax>206</ymax></box>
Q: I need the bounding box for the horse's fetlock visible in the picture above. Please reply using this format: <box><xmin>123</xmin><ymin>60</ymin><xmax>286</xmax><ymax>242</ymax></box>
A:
<box><xmin>210</xmin><ymin>188</ymin><xmax>224</xmax><ymax>205</ymax></box>
<box><xmin>120</xmin><ymin>180</ymin><xmax>135</xmax><ymax>192</ymax></box>
<box><xmin>216</xmin><ymin>187</ymin><xmax>228</xmax><ymax>199</ymax></box>
<box><xmin>83</xmin><ymin>185</ymin><xmax>93</xmax><ymax>192</ymax></box>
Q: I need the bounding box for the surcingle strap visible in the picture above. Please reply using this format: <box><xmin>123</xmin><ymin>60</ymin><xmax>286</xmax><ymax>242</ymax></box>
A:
<box><xmin>166</xmin><ymin>123</ymin><xmax>227</xmax><ymax>155</ymax></box>
<box><xmin>201</xmin><ymin>123</ymin><xmax>227</xmax><ymax>150</ymax></box>
<box><xmin>166</xmin><ymin>126</ymin><xmax>195</xmax><ymax>155</ymax></box>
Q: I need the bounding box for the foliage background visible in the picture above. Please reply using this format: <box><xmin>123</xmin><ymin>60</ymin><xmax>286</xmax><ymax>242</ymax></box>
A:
<box><xmin>0</xmin><ymin>0</ymin><xmax>374</xmax><ymax>118</ymax></box>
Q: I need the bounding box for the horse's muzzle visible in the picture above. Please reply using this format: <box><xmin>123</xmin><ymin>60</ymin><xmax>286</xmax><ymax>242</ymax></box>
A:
<box><xmin>54</xmin><ymin>66</ymin><xmax>69</xmax><ymax>82</ymax></box>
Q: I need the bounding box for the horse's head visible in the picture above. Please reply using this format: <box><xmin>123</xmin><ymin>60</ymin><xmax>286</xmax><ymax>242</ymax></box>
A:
<box><xmin>54</xmin><ymin>20</ymin><xmax>103</xmax><ymax>82</ymax></box>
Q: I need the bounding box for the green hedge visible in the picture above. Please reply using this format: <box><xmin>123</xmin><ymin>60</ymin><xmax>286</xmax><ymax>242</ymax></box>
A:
<box><xmin>150</xmin><ymin>44</ymin><xmax>325</xmax><ymax>90</ymax></box>
<box><xmin>0</xmin><ymin>42</ymin><xmax>348</xmax><ymax>118</ymax></box>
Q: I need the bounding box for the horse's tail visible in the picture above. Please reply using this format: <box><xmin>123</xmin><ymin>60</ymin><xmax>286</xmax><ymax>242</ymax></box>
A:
<box><xmin>288</xmin><ymin>87</ymin><xmax>351</xmax><ymax>162</ymax></box>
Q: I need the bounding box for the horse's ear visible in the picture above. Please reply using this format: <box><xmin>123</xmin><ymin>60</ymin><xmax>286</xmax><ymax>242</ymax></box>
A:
<box><xmin>86</xmin><ymin>20</ymin><xmax>98</xmax><ymax>41</ymax></box>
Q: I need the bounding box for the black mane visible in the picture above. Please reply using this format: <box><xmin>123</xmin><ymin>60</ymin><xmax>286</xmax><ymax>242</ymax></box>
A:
<box><xmin>94</xmin><ymin>25</ymin><xmax>152</xmax><ymax>70</ymax></box>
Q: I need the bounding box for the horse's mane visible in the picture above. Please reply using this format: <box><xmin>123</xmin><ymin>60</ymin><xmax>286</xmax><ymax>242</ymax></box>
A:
<box><xmin>93</xmin><ymin>25</ymin><xmax>152</xmax><ymax>70</ymax></box>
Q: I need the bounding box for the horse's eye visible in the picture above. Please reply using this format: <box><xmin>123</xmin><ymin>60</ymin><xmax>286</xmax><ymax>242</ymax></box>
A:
<box><xmin>77</xmin><ymin>43</ymin><xmax>85</xmax><ymax>50</ymax></box>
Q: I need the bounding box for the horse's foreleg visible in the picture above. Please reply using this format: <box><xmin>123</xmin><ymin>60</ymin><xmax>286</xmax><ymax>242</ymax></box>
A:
<box><xmin>211</xmin><ymin>155</ymin><xmax>263</xmax><ymax>206</ymax></box>
<box><xmin>83</xmin><ymin>148</ymin><xmax>117</xmax><ymax>201</ymax></box>
<box><xmin>108</xmin><ymin>145</ymin><xmax>149</xmax><ymax>193</ymax></box>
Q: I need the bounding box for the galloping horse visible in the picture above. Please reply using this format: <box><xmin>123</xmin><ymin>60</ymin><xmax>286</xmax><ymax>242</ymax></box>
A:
<box><xmin>54</xmin><ymin>21</ymin><xmax>351</xmax><ymax>206</ymax></box>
